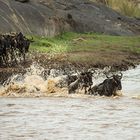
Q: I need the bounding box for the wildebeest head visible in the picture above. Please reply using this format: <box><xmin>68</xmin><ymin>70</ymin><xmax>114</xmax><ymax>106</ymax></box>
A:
<box><xmin>22</xmin><ymin>37</ymin><xmax>33</xmax><ymax>53</ymax></box>
<box><xmin>112</xmin><ymin>73</ymin><xmax>123</xmax><ymax>90</ymax></box>
<box><xmin>24</xmin><ymin>39</ymin><xmax>31</xmax><ymax>53</ymax></box>
<box><xmin>17</xmin><ymin>32</ymin><xmax>24</xmax><ymax>41</ymax></box>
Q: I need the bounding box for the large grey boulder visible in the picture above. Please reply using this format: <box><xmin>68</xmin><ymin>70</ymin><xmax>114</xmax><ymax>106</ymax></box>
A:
<box><xmin>0</xmin><ymin>0</ymin><xmax>139</xmax><ymax>36</ymax></box>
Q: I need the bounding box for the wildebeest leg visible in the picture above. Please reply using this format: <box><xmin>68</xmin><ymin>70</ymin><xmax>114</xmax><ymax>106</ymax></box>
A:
<box><xmin>23</xmin><ymin>52</ymin><xmax>25</xmax><ymax>62</ymax></box>
<box><xmin>6</xmin><ymin>51</ymin><xmax>12</xmax><ymax>66</ymax></box>
<box><xmin>88</xmin><ymin>87</ymin><xmax>91</xmax><ymax>94</ymax></box>
<box><xmin>10</xmin><ymin>48</ymin><xmax>18</xmax><ymax>65</ymax></box>
<box><xmin>0</xmin><ymin>56</ymin><xmax>3</xmax><ymax>66</ymax></box>
<box><xmin>11</xmin><ymin>47</ymin><xmax>18</xmax><ymax>64</ymax></box>
<box><xmin>22</xmin><ymin>48</ymin><xmax>26</xmax><ymax>63</ymax></box>
<box><xmin>84</xmin><ymin>86</ymin><xmax>87</xmax><ymax>94</ymax></box>
<box><xmin>89</xmin><ymin>85</ymin><xmax>98</xmax><ymax>95</ymax></box>
<box><xmin>81</xmin><ymin>84</ymin><xmax>87</xmax><ymax>94</ymax></box>
<box><xmin>88</xmin><ymin>86</ymin><xmax>92</xmax><ymax>95</ymax></box>
<box><xmin>2</xmin><ymin>53</ymin><xmax>9</xmax><ymax>66</ymax></box>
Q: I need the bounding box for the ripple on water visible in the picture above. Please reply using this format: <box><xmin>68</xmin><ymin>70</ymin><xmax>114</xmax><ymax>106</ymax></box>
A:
<box><xmin>0</xmin><ymin>64</ymin><xmax>140</xmax><ymax>139</ymax></box>
<box><xmin>0</xmin><ymin>97</ymin><xmax>140</xmax><ymax>140</ymax></box>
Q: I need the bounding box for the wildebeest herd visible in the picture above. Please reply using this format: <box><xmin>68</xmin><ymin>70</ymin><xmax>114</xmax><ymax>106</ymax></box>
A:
<box><xmin>67</xmin><ymin>71</ymin><xmax>123</xmax><ymax>96</ymax></box>
<box><xmin>0</xmin><ymin>32</ymin><xmax>123</xmax><ymax>96</ymax></box>
<box><xmin>0</xmin><ymin>32</ymin><xmax>32</xmax><ymax>66</ymax></box>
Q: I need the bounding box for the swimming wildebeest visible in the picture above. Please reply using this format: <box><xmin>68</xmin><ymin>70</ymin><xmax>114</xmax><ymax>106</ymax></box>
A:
<box><xmin>67</xmin><ymin>75</ymin><xmax>78</xmax><ymax>86</ymax></box>
<box><xmin>68</xmin><ymin>74</ymin><xmax>83</xmax><ymax>94</ymax></box>
<box><xmin>89</xmin><ymin>73</ymin><xmax>123</xmax><ymax>96</ymax></box>
<box><xmin>81</xmin><ymin>71</ymin><xmax>93</xmax><ymax>94</ymax></box>
<box><xmin>68</xmin><ymin>71</ymin><xmax>94</xmax><ymax>94</ymax></box>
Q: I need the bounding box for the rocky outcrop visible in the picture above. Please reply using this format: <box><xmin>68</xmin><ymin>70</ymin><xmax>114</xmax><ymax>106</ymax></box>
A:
<box><xmin>0</xmin><ymin>0</ymin><xmax>139</xmax><ymax>36</ymax></box>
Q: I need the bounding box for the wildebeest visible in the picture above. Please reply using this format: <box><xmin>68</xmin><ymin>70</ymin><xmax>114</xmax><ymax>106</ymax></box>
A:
<box><xmin>81</xmin><ymin>71</ymin><xmax>93</xmax><ymax>94</ymax></box>
<box><xmin>67</xmin><ymin>75</ymin><xmax>78</xmax><ymax>86</ymax></box>
<box><xmin>68</xmin><ymin>74</ymin><xmax>83</xmax><ymax>94</ymax></box>
<box><xmin>67</xmin><ymin>71</ymin><xmax>94</xmax><ymax>94</ymax></box>
<box><xmin>0</xmin><ymin>35</ymin><xmax>9</xmax><ymax>66</ymax></box>
<box><xmin>14</xmin><ymin>32</ymin><xmax>33</xmax><ymax>61</ymax></box>
<box><xmin>0</xmin><ymin>32</ymin><xmax>33</xmax><ymax>66</ymax></box>
<box><xmin>89</xmin><ymin>73</ymin><xmax>123</xmax><ymax>96</ymax></box>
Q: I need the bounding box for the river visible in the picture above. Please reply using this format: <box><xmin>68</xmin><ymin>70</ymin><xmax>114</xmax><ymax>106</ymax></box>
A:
<box><xmin>0</xmin><ymin>65</ymin><xmax>140</xmax><ymax>140</ymax></box>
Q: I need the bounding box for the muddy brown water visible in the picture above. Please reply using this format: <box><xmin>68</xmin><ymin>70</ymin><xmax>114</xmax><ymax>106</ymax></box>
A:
<box><xmin>0</xmin><ymin>65</ymin><xmax>140</xmax><ymax>140</ymax></box>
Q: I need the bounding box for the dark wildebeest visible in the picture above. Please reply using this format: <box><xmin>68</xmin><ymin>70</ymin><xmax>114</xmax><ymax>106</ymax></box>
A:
<box><xmin>67</xmin><ymin>75</ymin><xmax>78</xmax><ymax>86</ymax></box>
<box><xmin>68</xmin><ymin>71</ymin><xmax>94</xmax><ymax>94</ymax></box>
<box><xmin>15</xmin><ymin>32</ymin><xmax>33</xmax><ymax>61</ymax></box>
<box><xmin>68</xmin><ymin>73</ymin><xmax>86</xmax><ymax>94</ymax></box>
<box><xmin>0</xmin><ymin>35</ymin><xmax>10</xmax><ymax>66</ymax></box>
<box><xmin>89</xmin><ymin>73</ymin><xmax>123</xmax><ymax>96</ymax></box>
<box><xmin>81</xmin><ymin>71</ymin><xmax>93</xmax><ymax>94</ymax></box>
<box><xmin>0</xmin><ymin>32</ymin><xmax>33</xmax><ymax>67</ymax></box>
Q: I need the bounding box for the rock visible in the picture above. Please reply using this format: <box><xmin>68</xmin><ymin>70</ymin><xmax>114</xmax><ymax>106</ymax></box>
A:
<box><xmin>0</xmin><ymin>0</ymin><xmax>139</xmax><ymax>36</ymax></box>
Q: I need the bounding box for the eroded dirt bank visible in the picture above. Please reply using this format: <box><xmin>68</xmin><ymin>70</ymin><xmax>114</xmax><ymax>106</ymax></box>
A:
<box><xmin>33</xmin><ymin>51</ymin><xmax>140</xmax><ymax>71</ymax></box>
<box><xmin>0</xmin><ymin>52</ymin><xmax>140</xmax><ymax>84</ymax></box>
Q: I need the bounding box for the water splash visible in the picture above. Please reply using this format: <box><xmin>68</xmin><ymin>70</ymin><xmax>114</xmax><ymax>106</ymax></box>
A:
<box><xmin>0</xmin><ymin>63</ymin><xmax>111</xmax><ymax>97</ymax></box>
<box><xmin>0</xmin><ymin>63</ymin><xmax>140</xmax><ymax>98</ymax></box>
<box><xmin>122</xmin><ymin>65</ymin><xmax>140</xmax><ymax>97</ymax></box>
<box><xmin>0</xmin><ymin>63</ymin><xmax>68</xmax><ymax>97</ymax></box>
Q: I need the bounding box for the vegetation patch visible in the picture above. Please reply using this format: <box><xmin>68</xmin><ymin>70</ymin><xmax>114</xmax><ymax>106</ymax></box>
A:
<box><xmin>30</xmin><ymin>32</ymin><xmax>140</xmax><ymax>53</ymax></box>
<box><xmin>29</xmin><ymin>32</ymin><xmax>140</xmax><ymax>70</ymax></box>
<box><xmin>91</xmin><ymin>0</ymin><xmax>140</xmax><ymax>18</ymax></box>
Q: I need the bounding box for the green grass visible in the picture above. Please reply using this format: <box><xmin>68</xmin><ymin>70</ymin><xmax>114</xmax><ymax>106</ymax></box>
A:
<box><xmin>90</xmin><ymin>0</ymin><xmax>140</xmax><ymax>18</ymax></box>
<box><xmin>28</xmin><ymin>32</ymin><xmax>140</xmax><ymax>65</ymax></box>
<box><xmin>29</xmin><ymin>32</ymin><xmax>140</xmax><ymax>54</ymax></box>
<box><xmin>30</xmin><ymin>35</ymin><xmax>69</xmax><ymax>53</ymax></box>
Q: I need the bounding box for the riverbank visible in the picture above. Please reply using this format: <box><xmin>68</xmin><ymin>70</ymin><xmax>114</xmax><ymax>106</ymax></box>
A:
<box><xmin>0</xmin><ymin>32</ymin><xmax>140</xmax><ymax>84</ymax></box>
<box><xmin>31</xmin><ymin>32</ymin><xmax>140</xmax><ymax>71</ymax></box>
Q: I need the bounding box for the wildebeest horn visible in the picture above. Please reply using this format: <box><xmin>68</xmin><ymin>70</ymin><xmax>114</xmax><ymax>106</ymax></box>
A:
<box><xmin>118</xmin><ymin>72</ymin><xmax>123</xmax><ymax>79</ymax></box>
<box><xmin>106</xmin><ymin>75</ymin><xmax>112</xmax><ymax>79</ymax></box>
<box><xmin>104</xmin><ymin>72</ymin><xmax>112</xmax><ymax>79</ymax></box>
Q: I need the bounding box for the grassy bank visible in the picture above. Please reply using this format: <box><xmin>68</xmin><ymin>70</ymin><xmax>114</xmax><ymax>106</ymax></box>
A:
<box><xmin>29</xmin><ymin>32</ymin><xmax>140</xmax><ymax>69</ymax></box>
<box><xmin>30</xmin><ymin>32</ymin><xmax>140</xmax><ymax>53</ymax></box>
<box><xmin>91</xmin><ymin>0</ymin><xmax>140</xmax><ymax>18</ymax></box>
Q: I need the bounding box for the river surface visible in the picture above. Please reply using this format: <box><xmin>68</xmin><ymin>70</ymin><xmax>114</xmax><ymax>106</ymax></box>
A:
<box><xmin>0</xmin><ymin>65</ymin><xmax>140</xmax><ymax>140</ymax></box>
